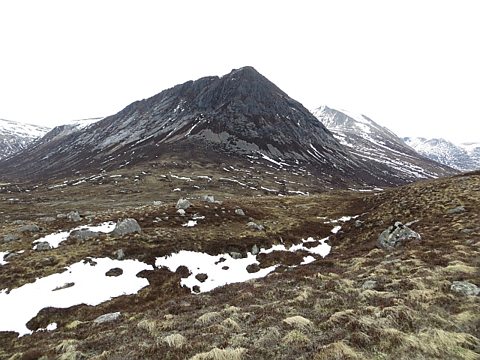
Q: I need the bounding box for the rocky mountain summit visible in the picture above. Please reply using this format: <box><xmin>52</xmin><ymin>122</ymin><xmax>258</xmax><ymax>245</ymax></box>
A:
<box><xmin>404</xmin><ymin>137</ymin><xmax>480</xmax><ymax>172</ymax></box>
<box><xmin>0</xmin><ymin>68</ymin><xmax>453</xmax><ymax>188</ymax></box>
<box><xmin>312</xmin><ymin>106</ymin><xmax>455</xmax><ymax>180</ymax></box>
<box><xmin>0</xmin><ymin>119</ymin><xmax>50</xmax><ymax>160</ymax></box>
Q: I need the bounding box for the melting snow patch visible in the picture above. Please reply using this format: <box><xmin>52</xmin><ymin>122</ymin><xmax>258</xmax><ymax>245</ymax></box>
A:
<box><xmin>156</xmin><ymin>251</ymin><xmax>277</xmax><ymax>293</ymax></box>
<box><xmin>156</xmin><ymin>235</ymin><xmax>332</xmax><ymax>294</ymax></box>
<box><xmin>331</xmin><ymin>226</ymin><xmax>342</xmax><ymax>234</ymax></box>
<box><xmin>32</xmin><ymin>222</ymin><xmax>115</xmax><ymax>249</ymax></box>
<box><xmin>182</xmin><ymin>220</ymin><xmax>197</xmax><ymax>227</ymax></box>
<box><xmin>0</xmin><ymin>252</ymin><xmax>9</xmax><ymax>265</ymax></box>
<box><xmin>0</xmin><ymin>258</ymin><xmax>152</xmax><ymax>336</ymax></box>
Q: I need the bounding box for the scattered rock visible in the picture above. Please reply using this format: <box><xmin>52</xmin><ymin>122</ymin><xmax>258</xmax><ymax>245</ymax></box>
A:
<box><xmin>52</xmin><ymin>282</ymin><xmax>75</xmax><ymax>291</ymax></box>
<box><xmin>112</xmin><ymin>218</ymin><xmax>141</xmax><ymax>237</ymax></box>
<box><xmin>114</xmin><ymin>249</ymin><xmax>125</xmax><ymax>260</ymax></box>
<box><xmin>447</xmin><ymin>206</ymin><xmax>466</xmax><ymax>214</ymax></box>
<box><xmin>3</xmin><ymin>234</ymin><xmax>20</xmax><ymax>243</ymax></box>
<box><xmin>246</xmin><ymin>263</ymin><xmax>261</xmax><ymax>273</ymax></box>
<box><xmin>18</xmin><ymin>224</ymin><xmax>40</xmax><ymax>233</ymax></box>
<box><xmin>176</xmin><ymin>209</ymin><xmax>186</xmax><ymax>216</ymax></box>
<box><xmin>378</xmin><ymin>221</ymin><xmax>421</xmax><ymax>250</ymax></box>
<box><xmin>192</xmin><ymin>285</ymin><xmax>201</xmax><ymax>293</ymax></box>
<box><xmin>361</xmin><ymin>280</ymin><xmax>378</xmax><ymax>290</ymax></box>
<box><xmin>251</xmin><ymin>244</ymin><xmax>260</xmax><ymax>255</ymax></box>
<box><xmin>105</xmin><ymin>268</ymin><xmax>123</xmax><ymax>277</ymax></box>
<box><xmin>4</xmin><ymin>252</ymin><xmax>18</xmax><ymax>261</ymax></box>
<box><xmin>35</xmin><ymin>241</ymin><xmax>52</xmax><ymax>251</ymax></box>
<box><xmin>235</xmin><ymin>208</ymin><xmax>246</xmax><ymax>216</ymax></box>
<box><xmin>247</xmin><ymin>222</ymin><xmax>265</xmax><ymax>231</ymax></box>
<box><xmin>40</xmin><ymin>257</ymin><xmax>58</xmax><ymax>266</ymax></box>
<box><xmin>450</xmin><ymin>281</ymin><xmax>479</xmax><ymax>296</ymax></box>
<box><xmin>201</xmin><ymin>195</ymin><xmax>215</xmax><ymax>203</ymax></box>
<box><xmin>93</xmin><ymin>312</ymin><xmax>122</xmax><ymax>324</ymax></box>
<box><xmin>354</xmin><ymin>220</ymin><xmax>364</xmax><ymax>228</ymax></box>
<box><xmin>176</xmin><ymin>198</ymin><xmax>192</xmax><ymax>210</ymax></box>
<box><xmin>229</xmin><ymin>252</ymin><xmax>244</xmax><ymax>259</ymax></box>
<box><xmin>70</xmin><ymin>229</ymin><xmax>100</xmax><ymax>241</ymax></box>
<box><xmin>57</xmin><ymin>213</ymin><xmax>67</xmax><ymax>219</ymax></box>
<box><xmin>195</xmin><ymin>273</ymin><xmax>208</xmax><ymax>282</ymax></box>
<box><xmin>67</xmin><ymin>211</ymin><xmax>82</xmax><ymax>222</ymax></box>
<box><xmin>153</xmin><ymin>201</ymin><xmax>163</xmax><ymax>206</ymax></box>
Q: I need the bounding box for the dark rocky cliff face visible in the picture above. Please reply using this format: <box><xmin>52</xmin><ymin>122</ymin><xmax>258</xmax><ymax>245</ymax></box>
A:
<box><xmin>0</xmin><ymin>67</ymin><xmax>453</xmax><ymax>187</ymax></box>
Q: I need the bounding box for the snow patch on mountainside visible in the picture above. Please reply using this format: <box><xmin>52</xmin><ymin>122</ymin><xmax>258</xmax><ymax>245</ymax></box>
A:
<box><xmin>404</xmin><ymin>137</ymin><xmax>479</xmax><ymax>172</ymax></box>
<box><xmin>312</xmin><ymin>106</ymin><xmax>454</xmax><ymax>180</ymax></box>
<box><xmin>0</xmin><ymin>119</ymin><xmax>50</xmax><ymax>159</ymax></box>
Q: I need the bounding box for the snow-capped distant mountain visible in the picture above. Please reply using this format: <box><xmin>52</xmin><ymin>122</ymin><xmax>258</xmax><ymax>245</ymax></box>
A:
<box><xmin>312</xmin><ymin>106</ymin><xmax>455</xmax><ymax>179</ymax></box>
<box><xmin>0</xmin><ymin>119</ymin><xmax>50</xmax><ymax>160</ymax></box>
<box><xmin>404</xmin><ymin>137</ymin><xmax>480</xmax><ymax>172</ymax></box>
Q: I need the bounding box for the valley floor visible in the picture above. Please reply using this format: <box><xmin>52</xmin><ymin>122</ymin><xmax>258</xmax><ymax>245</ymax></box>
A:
<box><xmin>0</xmin><ymin>164</ymin><xmax>479</xmax><ymax>359</ymax></box>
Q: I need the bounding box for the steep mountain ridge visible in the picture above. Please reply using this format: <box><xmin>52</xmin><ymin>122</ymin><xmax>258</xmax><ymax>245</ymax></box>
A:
<box><xmin>0</xmin><ymin>119</ymin><xmax>50</xmax><ymax>160</ymax></box>
<box><xmin>312</xmin><ymin>106</ymin><xmax>455</xmax><ymax>179</ymax></box>
<box><xmin>0</xmin><ymin>68</ymin><xmax>454</xmax><ymax>187</ymax></box>
<box><xmin>404</xmin><ymin>137</ymin><xmax>480</xmax><ymax>171</ymax></box>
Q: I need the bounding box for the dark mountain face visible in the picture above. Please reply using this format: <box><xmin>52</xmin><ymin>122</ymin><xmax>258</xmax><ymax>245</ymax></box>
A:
<box><xmin>0</xmin><ymin>67</ymin><xmax>453</xmax><ymax>187</ymax></box>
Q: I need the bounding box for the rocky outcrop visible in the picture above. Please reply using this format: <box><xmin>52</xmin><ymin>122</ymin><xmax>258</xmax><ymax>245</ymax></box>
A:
<box><xmin>378</xmin><ymin>222</ymin><xmax>421</xmax><ymax>250</ymax></box>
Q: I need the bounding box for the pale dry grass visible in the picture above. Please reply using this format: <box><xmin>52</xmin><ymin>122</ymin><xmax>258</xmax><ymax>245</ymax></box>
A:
<box><xmin>189</xmin><ymin>347</ymin><xmax>246</xmax><ymax>360</ymax></box>
<box><xmin>163</xmin><ymin>333</ymin><xmax>187</xmax><ymax>348</ymax></box>
<box><xmin>55</xmin><ymin>339</ymin><xmax>78</xmax><ymax>354</ymax></box>
<box><xmin>196</xmin><ymin>311</ymin><xmax>222</xmax><ymax>326</ymax></box>
<box><xmin>283</xmin><ymin>315</ymin><xmax>313</xmax><ymax>329</ymax></box>
<box><xmin>282</xmin><ymin>330</ymin><xmax>311</xmax><ymax>347</ymax></box>
<box><xmin>315</xmin><ymin>341</ymin><xmax>362</xmax><ymax>360</ymax></box>
<box><xmin>137</xmin><ymin>319</ymin><xmax>159</xmax><ymax>336</ymax></box>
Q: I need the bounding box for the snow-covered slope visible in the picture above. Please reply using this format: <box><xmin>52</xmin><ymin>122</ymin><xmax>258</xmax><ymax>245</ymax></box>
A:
<box><xmin>0</xmin><ymin>119</ymin><xmax>50</xmax><ymax>159</ymax></box>
<box><xmin>404</xmin><ymin>137</ymin><xmax>480</xmax><ymax>172</ymax></box>
<box><xmin>312</xmin><ymin>106</ymin><xmax>455</xmax><ymax>180</ymax></box>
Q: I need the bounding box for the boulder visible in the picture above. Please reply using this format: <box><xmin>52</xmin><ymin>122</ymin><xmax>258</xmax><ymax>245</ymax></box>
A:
<box><xmin>176</xmin><ymin>198</ymin><xmax>192</xmax><ymax>210</ymax></box>
<box><xmin>378</xmin><ymin>222</ymin><xmax>421</xmax><ymax>250</ymax></box>
<box><xmin>251</xmin><ymin>244</ymin><xmax>260</xmax><ymax>255</ymax></box>
<box><xmin>67</xmin><ymin>211</ymin><xmax>82</xmax><ymax>222</ymax></box>
<box><xmin>450</xmin><ymin>281</ymin><xmax>479</xmax><ymax>296</ymax></box>
<box><xmin>3</xmin><ymin>234</ymin><xmax>20</xmax><ymax>243</ymax></box>
<box><xmin>93</xmin><ymin>312</ymin><xmax>122</xmax><ymax>324</ymax></box>
<box><xmin>447</xmin><ymin>206</ymin><xmax>466</xmax><ymax>214</ymax></box>
<box><xmin>361</xmin><ymin>280</ymin><xmax>378</xmax><ymax>290</ymax></box>
<box><xmin>201</xmin><ymin>195</ymin><xmax>215</xmax><ymax>203</ymax></box>
<box><xmin>229</xmin><ymin>252</ymin><xmax>244</xmax><ymax>259</ymax></box>
<box><xmin>176</xmin><ymin>209</ymin><xmax>186</xmax><ymax>216</ymax></box>
<box><xmin>70</xmin><ymin>229</ymin><xmax>100</xmax><ymax>241</ymax></box>
<box><xmin>112</xmin><ymin>218</ymin><xmax>141</xmax><ymax>237</ymax></box>
<box><xmin>114</xmin><ymin>249</ymin><xmax>125</xmax><ymax>260</ymax></box>
<box><xmin>235</xmin><ymin>208</ymin><xmax>246</xmax><ymax>216</ymax></box>
<box><xmin>247</xmin><ymin>222</ymin><xmax>265</xmax><ymax>231</ymax></box>
<box><xmin>35</xmin><ymin>241</ymin><xmax>52</xmax><ymax>251</ymax></box>
<box><xmin>18</xmin><ymin>224</ymin><xmax>40</xmax><ymax>233</ymax></box>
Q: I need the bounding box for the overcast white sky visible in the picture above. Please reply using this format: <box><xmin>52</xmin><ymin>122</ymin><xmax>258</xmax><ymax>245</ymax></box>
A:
<box><xmin>0</xmin><ymin>0</ymin><xmax>479</xmax><ymax>143</ymax></box>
